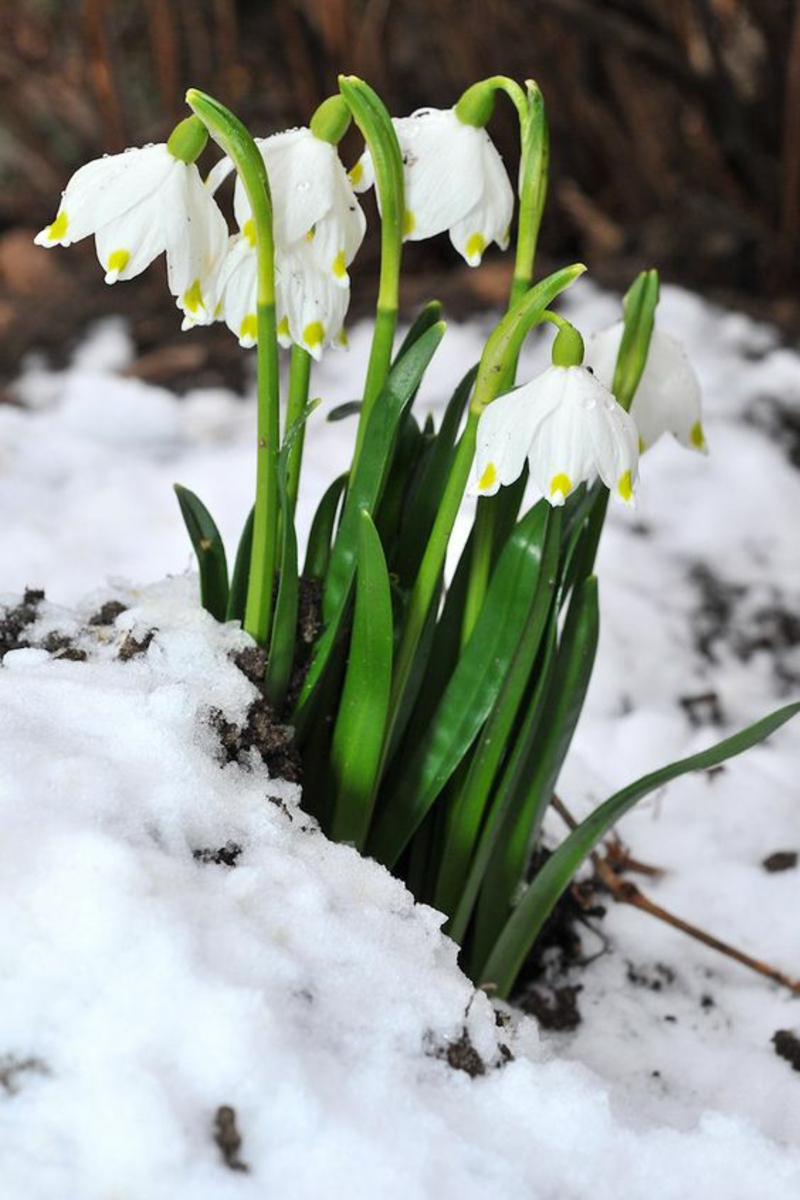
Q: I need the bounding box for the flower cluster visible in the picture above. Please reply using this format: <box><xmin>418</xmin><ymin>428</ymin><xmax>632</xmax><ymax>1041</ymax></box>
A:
<box><xmin>35</xmin><ymin>97</ymin><xmax>703</xmax><ymax>511</ymax></box>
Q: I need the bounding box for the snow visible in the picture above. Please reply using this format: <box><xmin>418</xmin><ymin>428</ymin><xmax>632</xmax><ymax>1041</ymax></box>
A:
<box><xmin>1</xmin><ymin>282</ymin><xmax>800</xmax><ymax>1196</ymax></box>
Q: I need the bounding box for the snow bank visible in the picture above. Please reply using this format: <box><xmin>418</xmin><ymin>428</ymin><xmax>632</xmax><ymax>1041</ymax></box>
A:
<box><xmin>1</xmin><ymin>577</ymin><xmax>798</xmax><ymax>1199</ymax></box>
<box><xmin>2</xmin><ymin>282</ymin><xmax>800</xmax><ymax>1195</ymax></box>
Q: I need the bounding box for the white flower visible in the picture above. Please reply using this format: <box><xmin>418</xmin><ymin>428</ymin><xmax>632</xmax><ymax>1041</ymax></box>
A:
<box><xmin>211</xmin><ymin>227</ymin><xmax>348</xmax><ymax>359</ymax></box>
<box><xmin>207</xmin><ymin>127</ymin><xmax>366</xmax><ymax>287</ymax></box>
<box><xmin>351</xmin><ymin>107</ymin><xmax>514</xmax><ymax>266</ymax></box>
<box><xmin>34</xmin><ymin>144</ymin><xmax>228</xmax><ymax>324</ymax></box>
<box><xmin>475</xmin><ymin>365</ymin><xmax>639</xmax><ymax>507</ymax></box>
<box><xmin>206</xmin><ymin>127</ymin><xmax>364</xmax><ymax>355</ymax></box>
<box><xmin>585</xmin><ymin>323</ymin><xmax>705</xmax><ymax>453</ymax></box>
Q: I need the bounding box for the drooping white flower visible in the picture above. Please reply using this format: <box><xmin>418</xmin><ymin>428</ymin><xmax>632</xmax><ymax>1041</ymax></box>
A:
<box><xmin>585</xmin><ymin>323</ymin><xmax>705</xmax><ymax>453</ymax></box>
<box><xmin>210</xmin><ymin>226</ymin><xmax>349</xmax><ymax>358</ymax></box>
<box><xmin>207</xmin><ymin>127</ymin><xmax>366</xmax><ymax>288</ymax></box>
<box><xmin>475</xmin><ymin>365</ymin><xmax>639</xmax><ymax>507</ymax></box>
<box><xmin>351</xmin><ymin>107</ymin><xmax>514</xmax><ymax>266</ymax></box>
<box><xmin>34</xmin><ymin>144</ymin><xmax>228</xmax><ymax>325</ymax></box>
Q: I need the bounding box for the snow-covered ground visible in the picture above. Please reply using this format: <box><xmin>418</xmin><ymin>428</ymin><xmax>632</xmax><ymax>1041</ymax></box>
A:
<box><xmin>1</xmin><ymin>282</ymin><xmax>799</xmax><ymax>1197</ymax></box>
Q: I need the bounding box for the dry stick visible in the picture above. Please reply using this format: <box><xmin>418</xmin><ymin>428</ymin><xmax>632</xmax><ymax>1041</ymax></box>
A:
<box><xmin>551</xmin><ymin>795</ymin><xmax>800</xmax><ymax>997</ymax></box>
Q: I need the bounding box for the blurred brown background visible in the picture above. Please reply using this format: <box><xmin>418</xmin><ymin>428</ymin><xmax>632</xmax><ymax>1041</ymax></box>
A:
<box><xmin>1</xmin><ymin>0</ymin><xmax>798</xmax><ymax>390</ymax></box>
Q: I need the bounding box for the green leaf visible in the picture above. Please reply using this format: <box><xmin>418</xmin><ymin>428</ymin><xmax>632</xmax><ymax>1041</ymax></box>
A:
<box><xmin>327</xmin><ymin>401</ymin><xmax>363</xmax><ymax>423</ymax></box>
<box><xmin>303</xmin><ymin>474</ymin><xmax>347</xmax><ymax>581</ymax></box>
<box><xmin>226</xmin><ymin>506</ymin><xmax>255</xmax><ymax>623</ymax></box>
<box><xmin>324</xmin><ymin>322</ymin><xmax>445</xmax><ymax>624</ymax></box>
<box><xmin>294</xmin><ymin>323</ymin><xmax>445</xmax><ymax>733</ymax></box>
<box><xmin>433</xmin><ymin>504</ymin><xmax>561</xmax><ymax>917</ymax></box>
<box><xmin>265</xmin><ymin>400</ymin><xmax>319</xmax><ymax>710</ymax></box>
<box><xmin>392</xmin><ymin>364</ymin><xmax>478</xmax><ymax>589</ymax></box>
<box><xmin>329</xmin><ymin>511</ymin><xmax>394</xmax><ymax>850</ymax></box>
<box><xmin>393</xmin><ymin>301</ymin><xmax>443</xmax><ymax>364</ymax></box>
<box><xmin>447</xmin><ymin>616</ymin><xmax>558</xmax><ymax>944</ymax></box>
<box><xmin>472</xmin><ymin>575</ymin><xmax>600</xmax><ymax>970</ymax></box>
<box><xmin>368</xmin><ymin>502</ymin><xmax>555</xmax><ymax>868</ymax></box>
<box><xmin>482</xmin><ymin>700</ymin><xmax>800</xmax><ymax>999</ymax></box>
<box><xmin>173</xmin><ymin>484</ymin><xmax>229</xmax><ymax>622</ymax></box>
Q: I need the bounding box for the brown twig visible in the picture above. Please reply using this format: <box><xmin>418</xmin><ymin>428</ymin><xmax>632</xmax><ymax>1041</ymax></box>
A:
<box><xmin>551</xmin><ymin>795</ymin><xmax>800</xmax><ymax>996</ymax></box>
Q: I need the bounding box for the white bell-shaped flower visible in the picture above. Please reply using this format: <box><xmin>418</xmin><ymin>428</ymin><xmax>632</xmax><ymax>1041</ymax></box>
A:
<box><xmin>207</xmin><ymin>127</ymin><xmax>366</xmax><ymax>288</ymax></box>
<box><xmin>475</xmin><ymin>365</ymin><xmax>639</xmax><ymax>507</ymax></box>
<box><xmin>585</xmin><ymin>323</ymin><xmax>705</xmax><ymax>453</ymax></box>
<box><xmin>351</xmin><ymin>107</ymin><xmax>514</xmax><ymax>266</ymax></box>
<box><xmin>210</xmin><ymin>225</ymin><xmax>348</xmax><ymax>358</ymax></box>
<box><xmin>34</xmin><ymin>144</ymin><xmax>228</xmax><ymax>325</ymax></box>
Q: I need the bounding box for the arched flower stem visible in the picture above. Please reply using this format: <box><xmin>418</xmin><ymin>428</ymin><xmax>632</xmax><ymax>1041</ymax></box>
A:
<box><xmin>186</xmin><ymin>88</ymin><xmax>281</xmax><ymax>649</ymax></box>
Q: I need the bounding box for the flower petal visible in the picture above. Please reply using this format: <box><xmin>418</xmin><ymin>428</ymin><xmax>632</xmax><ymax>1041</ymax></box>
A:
<box><xmin>394</xmin><ymin>109</ymin><xmax>487</xmax><ymax>240</ymax></box>
<box><xmin>35</xmin><ymin>145</ymin><xmax>173</xmax><ymax>248</ymax></box>
<box><xmin>94</xmin><ymin>203</ymin><xmax>167</xmax><ymax>283</ymax></box>
<box><xmin>277</xmin><ymin>240</ymin><xmax>349</xmax><ymax>360</ymax></box>
<box><xmin>475</xmin><ymin>369</ymin><xmax>563</xmax><ymax>496</ymax></box>
<box><xmin>449</xmin><ymin>134</ymin><xmax>514</xmax><ymax>265</ymax></box>
<box><xmin>164</xmin><ymin>163</ymin><xmax>229</xmax><ymax>322</ymax></box>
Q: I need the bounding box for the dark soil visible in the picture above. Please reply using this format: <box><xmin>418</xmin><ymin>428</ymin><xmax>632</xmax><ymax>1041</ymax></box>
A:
<box><xmin>89</xmin><ymin>599</ymin><xmax>128</xmax><ymax>627</ymax></box>
<box><xmin>762</xmin><ymin>851</ymin><xmax>798</xmax><ymax>873</ymax></box>
<box><xmin>118</xmin><ymin>629</ymin><xmax>156</xmax><ymax>662</ymax></box>
<box><xmin>772</xmin><ymin>1030</ymin><xmax>800</xmax><ymax>1073</ymax></box>
<box><xmin>0</xmin><ymin>588</ymin><xmax>44</xmax><ymax>659</ymax></box>
<box><xmin>626</xmin><ymin>962</ymin><xmax>676</xmax><ymax>992</ymax></box>
<box><xmin>690</xmin><ymin>564</ymin><xmax>800</xmax><ymax>691</ymax></box>
<box><xmin>41</xmin><ymin>631</ymin><xmax>87</xmax><ymax>662</ymax></box>
<box><xmin>209</xmin><ymin>699</ymin><xmax>301</xmax><ymax>783</ymax></box>
<box><xmin>193</xmin><ymin>842</ymin><xmax>243</xmax><ymax>868</ymax></box>
<box><xmin>0</xmin><ymin>1055</ymin><xmax>49</xmax><ymax>1096</ymax></box>
<box><xmin>679</xmin><ymin>690</ymin><xmax>724</xmax><ymax>727</ymax></box>
<box><xmin>512</xmin><ymin>848</ymin><xmax>607</xmax><ymax>1030</ymax></box>
<box><xmin>213</xmin><ymin>1105</ymin><xmax>249</xmax><ymax>1173</ymax></box>
<box><xmin>520</xmin><ymin>985</ymin><xmax>583</xmax><ymax>1032</ymax></box>
<box><xmin>428</xmin><ymin>1025</ymin><xmax>514</xmax><ymax>1077</ymax></box>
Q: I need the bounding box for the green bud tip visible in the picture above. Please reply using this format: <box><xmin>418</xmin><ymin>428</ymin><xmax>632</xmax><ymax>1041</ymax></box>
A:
<box><xmin>454</xmin><ymin>80</ymin><xmax>497</xmax><ymax>128</ymax></box>
<box><xmin>551</xmin><ymin>323</ymin><xmax>585</xmax><ymax>367</ymax></box>
<box><xmin>167</xmin><ymin>115</ymin><xmax>208</xmax><ymax>163</ymax></box>
<box><xmin>310</xmin><ymin>95</ymin><xmax>352</xmax><ymax>145</ymax></box>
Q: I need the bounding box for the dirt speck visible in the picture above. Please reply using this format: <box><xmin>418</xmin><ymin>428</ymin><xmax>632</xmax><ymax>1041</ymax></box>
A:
<box><xmin>213</xmin><ymin>1104</ymin><xmax>249</xmax><ymax>1173</ymax></box>
<box><xmin>118</xmin><ymin>629</ymin><xmax>156</xmax><ymax>662</ymax></box>
<box><xmin>772</xmin><ymin>1030</ymin><xmax>800</xmax><ymax>1072</ymax></box>
<box><xmin>762</xmin><ymin>850</ymin><xmax>797</xmax><ymax>873</ymax></box>
<box><xmin>193</xmin><ymin>842</ymin><xmax>242</xmax><ymax>868</ymax></box>
<box><xmin>679</xmin><ymin>690</ymin><xmax>724</xmax><ymax>727</ymax></box>
<box><xmin>520</xmin><ymin>984</ymin><xmax>583</xmax><ymax>1031</ymax></box>
<box><xmin>89</xmin><ymin>599</ymin><xmax>128</xmax><ymax>626</ymax></box>
<box><xmin>441</xmin><ymin>1029</ymin><xmax>486</xmax><ymax>1077</ymax></box>
<box><xmin>0</xmin><ymin>588</ymin><xmax>45</xmax><ymax>659</ymax></box>
<box><xmin>0</xmin><ymin>1055</ymin><xmax>49</xmax><ymax>1096</ymax></box>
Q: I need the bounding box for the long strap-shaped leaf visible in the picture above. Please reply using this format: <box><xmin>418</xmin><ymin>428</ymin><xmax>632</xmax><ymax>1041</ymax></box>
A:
<box><xmin>294</xmin><ymin>324</ymin><xmax>445</xmax><ymax>735</ymax></box>
<box><xmin>173</xmin><ymin>484</ymin><xmax>229</xmax><ymax>622</ymax></box>
<box><xmin>433</xmin><ymin>504</ymin><xmax>561</xmax><ymax>916</ymax></box>
<box><xmin>303</xmin><ymin>474</ymin><xmax>347</xmax><ymax>581</ymax></box>
<box><xmin>472</xmin><ymin>575</ymin><xmax>599</xmax><ymax>969</ymax></box>
<box><xmin>368</xmin><ymin>502</ymin><xmax>553</xmax><ymax>868</ymax></box>
<box><xmin>329</xmin><ymin>510</ymin><xmax>393</xmax><ymax>850</ymax></box>
<box><xmin>226</xmin><ymin>506</ymin><xmax>254</xmax><ymax>623</ymax></box>
<box><xmin>481</xmin><ymin>700</ymin><xmax>800</xmax><ymax>999</ymax></box>
<box><xmin>447</xmin><ymin>617</ymin><xmax>558</xmax><ymax>945</ymax></box>
<box><xmin>392</xmin><ymin>364</ymin><xmax>478</xmax><ymax>589</ymax></box>
<box><xmin>324</xmin><ymin>323</ymin><xmax>445</xmax><ymax>623</ymax></box>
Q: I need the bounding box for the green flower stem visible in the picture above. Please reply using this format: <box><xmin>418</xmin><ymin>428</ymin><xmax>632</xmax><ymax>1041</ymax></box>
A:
<box><xmin>457</xmin><ymin>78</ymin><xmax>549</xmax><ymax>641</ymax></box>
<box><xmin>338</xmin><ymin>76</ymin><xmax>404</xmax><ymax>469</ymax></box>
<box><xmin>285</xmin><ymin>346</ymin><xmax>313</xmax><ymax>518</ymax></box>
<box><xmin>186</xmin><ymin>88</ymin><xmax>281</xmax><ymax>648</ymax></box>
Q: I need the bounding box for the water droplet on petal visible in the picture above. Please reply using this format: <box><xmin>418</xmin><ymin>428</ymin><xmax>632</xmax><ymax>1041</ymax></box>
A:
<box><xmin>297</xmin><ymin>180</ymin><xmax>311</xmax><ymax>193</ymax></box>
